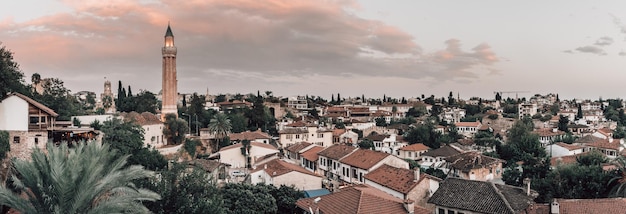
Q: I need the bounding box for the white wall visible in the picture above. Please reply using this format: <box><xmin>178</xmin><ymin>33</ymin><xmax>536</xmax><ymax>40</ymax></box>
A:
<box><xmin>365</xmin><ymin>178</ymin><xmax>404</xmax><ymax>199</ymax></box>
<box><xmin>143</xmin><ymin>123</ymin><xmax>166</xmax><ymax>148</ymax></box>
<box><xmin>274</xmin><ymin>171</ymin><xmax>322</xmax><ymax>190</ymax></box>
<box><xmin>0</xmin><ymin>96</ymin><xmax>29</xmax><ymax>131</ymax></box>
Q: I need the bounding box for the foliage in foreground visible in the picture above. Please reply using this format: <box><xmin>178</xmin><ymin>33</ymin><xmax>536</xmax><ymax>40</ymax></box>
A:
<box><xmin>0</xmin><ymin>142</ymin><xmax>160</xmax><ymax>213</ymax></box>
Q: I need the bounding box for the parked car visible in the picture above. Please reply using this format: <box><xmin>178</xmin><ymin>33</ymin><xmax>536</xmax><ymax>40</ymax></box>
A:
<box><xmin>231</xmin><ymin>170</ymin><xmax>246</xmax><ymax>177</ymax></box>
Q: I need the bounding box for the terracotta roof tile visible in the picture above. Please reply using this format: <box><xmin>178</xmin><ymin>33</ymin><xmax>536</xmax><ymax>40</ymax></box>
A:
<box><xmin>364</xmin><ymin>134</ymin><xmax>389</xmax><ymax>141</ymax></box>
<box><xmin>318</xmin><ymin>144</ymin><xmax>357</xmax><ymax>160</ymax></box>
<box><xmin>296</xmin><ymin>184</ymin><xmax>423</xmax><ymax>214</ymax></box>
<box><xmin>555</xmin><ymin>142</ymin><xmax>583</xmax><ymax>151</ymax></box>
<box><xmin>364</xmin><ymin>164</ymin><xmax>425</xmax><ymax>194</ymax></box>
<box><xmin>332</xmin><ymin>129</ymin><xmax>347</xmax><ymax>136</ymax></box>
<box><xmin>455</xmin><ymin>121</ymin><xmax>481</xmax><ymax>127</ymax></box>
<box><xmin>340</xmin><ymin>149</ymin><xmax>390</xmax><ymax>170</ymax></box>
<box><xmin>556</xmin><ymin>198</ymin><xmax>626</xmax><ymax>214</ymax></box>
<box><xmin>219</xmin><ymin>141</ymin><xmax>278</xmax><ymax>152</ymax></box>
<box><xmin>285</xmin><ymin>142</ymin><xmax>312</xmax><ymax>153</ymax></box>
<box><xmin>585</xmin><ymin>138</ymin><xmax>621</xmax><ymax>150</ymax></box>
<box><xmin>532</xmin><ymin>128</ymin><xmax>566</xmax><ymax>137</ymax></box>
<box><xmin>445</xmin><ymin>152</ymin><xmax>505</xmax><ymax>172</ymax></box>
<box><xmin>278</xmin><ymin>128</ymin><xmax>309</xmax><ymax>134</ymax></box>
<box><xmin>229</xmin><ymin>130</ymin><xmax>271</xmax><ymax>141</ymax></box>
<box><xmin>252</xmin><ymin>159</ymin><xmax>320</xmax><ymax>178</ymax></box>
<box><xmin>399</xmin><ymin>143</ymin><xmax>430</xmax><ymax>151</ymax></box>
<box><xmin>550</xmin><ymin>152</ymin><xmax>592</xmax><ymax>166</ymax></box>
<box><xmin>301</xmin><ymin>146</ymin><xmax>325</xmax><ymax>162</ymax></box>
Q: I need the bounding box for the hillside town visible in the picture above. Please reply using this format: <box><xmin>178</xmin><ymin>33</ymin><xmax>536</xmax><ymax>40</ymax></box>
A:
<box><xmin>2</xmin><ymin>24</ymin><xmax>626</xmax><ymax>214</ymax></box>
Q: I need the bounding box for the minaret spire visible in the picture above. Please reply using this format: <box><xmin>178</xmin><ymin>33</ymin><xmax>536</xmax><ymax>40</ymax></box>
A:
<box><xmin>161</xmin><ymin>23</ymin><xmax>178</xmax><ymax>121</ymax></box>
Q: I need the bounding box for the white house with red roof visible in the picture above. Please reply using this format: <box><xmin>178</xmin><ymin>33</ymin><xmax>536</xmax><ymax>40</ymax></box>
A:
<box><xmin>533</xmin><ymin>128</ymin><xmax>567</xmax><ymax>147</ymax></box>
<box><xmin>250</xmin><ymin>159</ymin><xmax>322</xmax><ymax>190</ymax></box>
<box><xmin>546</xmin><ymin>142</ymin><xmax>584</xmax><ymax>157</ymax></box>
<box><xmin>398</xmin><ymin>143</ymin><xmax>430</xmax><ymax>160</ymax></box>
<box><xmin>279</xmin><ymin>121</ymin><xmax>332</xmax><ymax>147</ymax></box>
<box><xmin>364</xmin><ymin>164</ymin><xmax>441</xmax><ymax>207</ymax></box>
<box><xmin>338</xmin><ymin>149</ymin><xmax>409</xmax><ymax>184</ymax></box>
<box><xmin>454</xmin><ymin>121</ymin><xmax>482</xmax><ymax>137</ymax></box>
<box><xmin>218</xmin><ymin>141</ymin><xmax>279</xmax><ymax>168</ymax></box>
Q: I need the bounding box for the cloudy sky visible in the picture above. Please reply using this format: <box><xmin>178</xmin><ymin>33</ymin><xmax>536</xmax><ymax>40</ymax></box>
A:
<box><xmin>1</xmin><ymin>0</ymin><xmax>626</xmax><ymax>100</ymax></box>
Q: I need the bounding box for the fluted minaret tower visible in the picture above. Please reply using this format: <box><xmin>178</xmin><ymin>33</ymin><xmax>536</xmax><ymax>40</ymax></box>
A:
<box><xmin>161</xmin><ymin>23</ymin><xmax>178</xmax><ymax>121</ymax></box>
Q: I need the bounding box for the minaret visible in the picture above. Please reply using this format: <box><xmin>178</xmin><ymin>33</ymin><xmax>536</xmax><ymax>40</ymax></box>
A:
<box><xmin>161</xmin><ymin>23</ymin><xmax>178</xmax><ymax>121</ymax></box>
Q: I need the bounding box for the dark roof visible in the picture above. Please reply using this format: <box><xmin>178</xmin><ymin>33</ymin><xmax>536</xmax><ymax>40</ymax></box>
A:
<box><xmin>278</xmin><ymin>128</ymin><xmax>308</xmax><ymax>134</ymax></box>
<box><xmin>364</xmin><ymin>164</ymin><xmax>429</xmax><ymax>194</ymax></box>
<box><xmin>574</xmin><ymin>135</ymin><xmax>603</xmax><ymax>144</ymax></box>
<box><xmin>364</xmin><ymin>134</ymin><xmax>389</xmax><ymax>141</ymax></box>
<box><xmin>445</xmin><ymin>152</ymin><xmax>505</xmax><ymax>172</ymax></box>
<box><xmin>285</xmin><ymin>142</ymin><xmax>312</xmax><ymax>153</ymax></box>
<box><xmin>229</xmin><ymin>130</ymin><xmax>271</xmax><ymax>141</ymax></box>
<box><xmin>428</xmin><ymin>177</ymin><xmax>536</xmax><ymax>214</ymax></box>
<box><xmin>165</xmin><ymin>24</ymin><xmax>173</xmax><ymax>37</ymax></box>
<box><xmin>555</xmin><ymin>198</ymin><xmax>626</xmax><ymax>214</ymax></box>
<box><xmin>317</xmin><ymin>144</ymin><xmax>357</xmax><ymax>160</ymax></box>
<box><xmin>251</xmin><ymin>159</ymin><xmax>319</xmax><ymax>178</ymax></box>
<box><xmin>421</xmin><ymin>145</ymin><xmax>461</xmax><ymax>158</ymax></box>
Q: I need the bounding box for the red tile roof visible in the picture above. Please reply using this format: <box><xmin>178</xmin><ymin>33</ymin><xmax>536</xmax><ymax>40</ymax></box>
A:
<box><xmin>532</xmin><ymin>128</ymin><xmax>566</xmax><ymax>137</ymax></box>
<box><xmin>455</xmin><ymin>121</ymin><xmax>481</xmax><ymax>127</ymax></box>
<box><xmin>445</xmin><ymin>152</ymin><xmax>504</xmax><ymax>172</ymax></box>
<box><xmin>301</xmin><ymin>146</ymin><xmax>325</xmax><ymax>162</ymax></box>
<box><xmin>555</xmin><ymin>142</ymin><xmax>583</xmax><ymax>151</ymax></box>
<box><xmin>332</xmin><ymin>129</ymin><xmax>347</xmax><ymax>136</ymax></box>
<box><xmin>399</xmin><ymin>143</ymin><xmax>430</xmax><ymax>151</ymax></box>
<box><xmin>550</xmin><ymin>152</ymin><xmax>591</xmax><ymax>166</ymax></box>
<box><xmin>252</xmin><ymin>159</ymin><xmax>320</xmax><ymax>178</ymax></box>
<box><xmin>364</xmin><ymin>164</ymin><xmax>427</xmax><ymax>194</ymax></box>
<box><xmin>296</xmin><ymin>184</ymin><xmax>424</xmax><ymax>214</ymax></box>
<box><xmin>318</xmin><ymin>144</ymin><xmax>357</xmax><ymax>160</ymax></box>
<box><xmin>556</xmin><ymin>198</ymin><xmax>626</xmax><ymax>214</ymax></box>
<box><xmin>585</xmin><ymin>138</ymin><xmax>621</xmax><ymax>150</ymax></box>
<box><xmin>340</xmin><ymin>149</ymin><xmax>390</xmax><ymax>170</ymax></box>
<box><xmin>121</xmin><ymin>111</ymin><xmax>162</xmax><ymax>125</ymax></box>
<box><xmin>229</xmin><ymin>130</ymin><xmax>271</xmax><ymax>141</ymax></box>
<box><xmin>219</xmin><ymin>141</ymin><xmax>278</xmax><ymax>152</ymax></box>
<box><xmin>285</xmin><ymin>142</ymin><xmax>312</xmax><ymax>153</ymax></box>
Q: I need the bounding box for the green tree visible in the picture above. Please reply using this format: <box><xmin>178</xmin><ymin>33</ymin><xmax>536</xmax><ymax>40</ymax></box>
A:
<box><xmin>0</xmin><ymin>44</ymin><xmax>30</xmax><ymax>100</ymax></box>
<box><xmin>184</xmin><ymin>139</ymin><xmax>199</xmax><ymax>159</ymax></box>
<box><xmin>163</xmin><ymin>114</ymin><xmax>190</xmax><ymax>145</ymax></box>
<box><xmin>136</xmin><ymin>163</ymin><xmax>225</xmax><ymax>214</ymax></box>
<box><xmin>0</xmin><ymin>131</ymin><xmax>9</xmax><ymax>160</ymax></box>
<box><xmin>133</xmin><ymin>90</ymin><xmax>158</xmax><ymax>113</ymax></box>
<box><xmin>358</xmin><ymin>139</ymin><xmax>375</xmax><ymax>150</ymax></box>
<box><xmin>221</xmin><ymin>183</ymin><xmax>277</xmax><ymax>214</ymax></box>
<box><xmin>577</xmin><ymin>104</ymin><xmax>583</xmax><ymax>119</ymax></box>
<box><xmin>375</xmin><ymin>117</ymin><xmax>387</xmax><ymax>126</ymax></box>
<box><xmin>33</xmin><ymin>78</ymin><xmax>84</xmax><ymax>120</ymax></box>
<box><xmin>558</xmin><ymin>115</ymin><xmax>569</xmax><ymax>132</ymax></box>
<box><xmin>271</xmin><ymin>185</ymin><xmax>304</xmax><ymax>214</ymax></box>
<box><xmin>209</xmin><ymin>113</ymin><xmax>232</xmax><ymax>152</ymax></box>
<box><xmin>101</xmin><ymin>118</ymin><xmax>167</xmax><ymax>170</ymax></box>
<box><xmin>0</xmin><ymin>141</ymin><xmax>160</xmax><ymax>213</ymax></box>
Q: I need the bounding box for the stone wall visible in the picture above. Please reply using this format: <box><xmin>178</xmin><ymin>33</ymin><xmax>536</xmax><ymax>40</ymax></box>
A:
<box><xmin>8</xmin><ymin>131</ymin><xmax>47</xmax><ymax>160</ymax></box>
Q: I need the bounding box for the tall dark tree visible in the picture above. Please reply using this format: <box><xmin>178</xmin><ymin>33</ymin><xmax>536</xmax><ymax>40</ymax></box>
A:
<box><xmin>336</xmin><ymin>93</ymin><xmax>341</xmax><ymax>105</ymax></box>
<box><xmin>127</xmin><ymin>85</ymin><xmax>133</xmax><ymax>97</ymax></box>
<box><xmin>116</xmin><ymin>81</ymin><xmax>125</xmax><ymax>109</ymax></box>
<box><xmin>0</xmin><ymin>43</ymin><xmax>29</xmax><ymax>100</ymax></box>
<box><xmin>577</xmin><ymin>104</ymin><xmax>583</xmax><ymax>119</ymax></box>
<box><xmin>558</xmin><ymin>115</ymin><xmax>569</xmax><ymax>132</ymax></box>
<box><xmin>495</xmin><ymin>92</ymin><xmax>502</xmax><ymax>101</ymax></box>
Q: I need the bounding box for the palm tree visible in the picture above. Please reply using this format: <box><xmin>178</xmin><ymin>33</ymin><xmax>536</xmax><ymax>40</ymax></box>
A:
<box><xmin>209</xmin><ymin>113</ymin><xmax>232</xmax><ymax>152</ymax></box>
<box><xmin>609</xmin><ymin>156</ymin><xmax>626</xmax><ymax>197</ymax></box>
<box><xmin>0</xmin><ymin>141</ymin><xmax>160</xmax><ymax>213</ymax></box>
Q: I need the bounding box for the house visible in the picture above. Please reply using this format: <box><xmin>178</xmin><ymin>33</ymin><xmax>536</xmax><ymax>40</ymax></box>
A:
<box><xmin>365</xmin><ymin>133</ymin><xmax>407</xmax><ymax>155</ymax></box>
<box><xmin>216</xmin><ymin>100</ymin><xmax>252</xmax><ymax>112</ymax></box>
<box><xmin>285</xmin><ymin>141</ymin><xmax>313</xmax><ymax>161</ymax></box>
<box><xmin>518</xmin><ymin>102</ymin><xmax>538</xmax><ymax>119</ymax></box>
<box><xmin>338</xmin><ymin>149</ymin><xmax>409</xmax><ymax>184</ymax></box>
<box><xmin>120</xmin><ymin>112</ymin><xmax>167</xmax><ymax>148</ymax></box>
<box><xmin>545</xmin><ymin>142</ymin><xmax>584</xmax><ymax>157</ymax></box>
<box><xmin>547</xmin><ymin>197</ymin><xmax>626</xmax><ymax>214</ymax></box>
<box><xmin>454</xmin><ymin>121</ymin><xmax>482</xmax><ymax>137</ymax></box>
<box><xmin>317</xmin><ymin>144</ymin><xmax>358</xmax><ymax>189</ymax></box>
<box><xmin>364</xmin><ymin>164</ymin><xmax>441</xmax><ymax>207</ymax></box>
<box><xmin>249</xmin><ymin>159</ymin><xmax>322</xmax><ymax>190</ymax></box>
<box><xmin>287</xmin><ymin>96</ymin><xmax>308</xmax><ymax>110</ymax></box>
<box><xmin>279</xmin><ymin>122</ymin><xmax>333</xmax><ymax>147</ymax></box>
<box><xmin>218</xmin><ymin>141</ymin><xmax>279</xmax><ymax>168</ymax></box>
<box><xmin>296</xmin><ymin>184</ymin><xmax>431</xmax><ymax>214</ymax></box>
<box><xmin>228</xmin><ymin>129</ymin><xmax>271</xmax><ymax>144</ymax></box>
<box><xmin>583</xmin><ymin>137</ymin><xmax>624</xmax><ymax>159</ymax></box>
<box><xmin>0</xmin><ymin>93</ymin><xmax>57</xmax><ymax>159</ymax></box>
<box><xmin>441</xmin><ymin>107</ymin><xmax>466</xmax><ymax>124</ymax></box>
<box><xmin>533</xmin><ymin>128</ymin><xmax>566</xmax><ymax>147</ymax></box>
<box><xmin>398</xmin><ymin>143</ymin><xmax>430</xmax><ymax>161</ymax></box>
<box><xmin>445</xmin><ymin>152</ymin><xmax>505</xmax><ymax>182</ymax></box>
<box><xmin>188</xmin><ymin>159</ymin><xmax>230</xmax><ymax>184</ymax></box>
<box><xmin>332</xmin><ymin>129</ymin><xmax>358</xmax><ymax>145</ymax></box>
<box><xmin>428</xmin><ymin>177</ymin><xmax>537</xmax><ymax>214</ymax></box>
<box><xmin>420</xmin><ymin>145</ymin><xmax>462</xmax><ymax>170</ymax></box>
<box><xmin>300</xmin><ymin>145</ymin><xmax>324</xmax><ymax>173</ymax></box>
<box><xmin>592</xmin><ymin>127</ymin><xmax>613</xmax><ymax>139</ymax></box>
<box><xmin>549</xmin><ymin>152</ymin><xmax>597</xmax><ymax>167</ymax></box>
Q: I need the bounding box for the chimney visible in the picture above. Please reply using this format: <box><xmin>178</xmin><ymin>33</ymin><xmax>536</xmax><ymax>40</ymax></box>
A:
<box><xmin>550</xmin><ymin>200</ymin><xmax>560</xmax><ymax>214</ymax></box>
<box><xmin>552</xmin><ymin>128</ymin><xmax>557</xmax><ymax>133</ymax></box>
<box><xmin>403</xmin><ymin>199</ymin><xmax>415</xmax><ymax>214</ymax></box>
<box><xmin>609</xmin><ymin>138</ymin><xmax>614</xmax><ymax>143</ymax></box>
<box><xmin>264</xmin><ymin>164</ymin><xmax>267</xmax><ymax>169</ymax></box>
<box><xmin>413</xmin><ymin>168</ymin><xmax>420</xmax><ymax>182</ymax></box>
<box><xmin>523</xmin><ymin>178</ymin><xmax>531</xmax><ymax>196</ymax></box>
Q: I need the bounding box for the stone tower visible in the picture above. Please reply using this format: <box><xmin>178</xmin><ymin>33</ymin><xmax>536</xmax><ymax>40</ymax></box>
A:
<box><xmin>161</xmin><ymin>23</ymin><xmax>178</xmax><ymax>121</ymax></box>
<box><xmin>101</xmin><ymin>79</ymin><xmax>115</xmax><ymax>113</ymax></box>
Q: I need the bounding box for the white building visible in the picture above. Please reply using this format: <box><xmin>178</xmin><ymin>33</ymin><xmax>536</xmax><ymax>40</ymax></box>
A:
<box><xmin>518</xmin><ymin>102</ymin><xmax>538</xmax><ymax>119</ymax></box>
<box><xmin>250</xmin><ymin>159</ymin><xmax>322</xmax><ymax>190</ymax></box>
<box><xmin>287</xmin><ymin>96</ymin><xmax>308</xmax><ymax>109</ymax></box>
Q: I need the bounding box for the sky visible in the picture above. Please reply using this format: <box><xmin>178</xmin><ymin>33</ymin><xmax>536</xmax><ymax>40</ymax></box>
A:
<box><xmin>1</xmin><ymin>0</ymin><xmax>626</xmax><ymax>100</ymax></box>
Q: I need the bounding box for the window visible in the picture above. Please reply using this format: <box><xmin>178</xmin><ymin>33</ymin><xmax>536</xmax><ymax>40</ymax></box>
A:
<box><xmin>295</xmin><ymin>134</ymin><xmax>300</xmax><ymax>139</ymax></box>
<box><xmin>317</xmin><ymin>133</ymin><xmax>324</xmax><ymax>138</ymax></box>
<box><xmin>34</xmin><ymin>138</ymin><xmax>39</xmax><ymax>144</ymax></box>
<box><xmin>438</xmin><ymin>208</ymin><xmax>445</xmax><ymax>214</ymax></box>
<box><xmin>30</xmin><ymin>117</ymin><xmax>39</xmax><ymax>124</ymax></box>
<box><xmin>448</xmin><ymin>210</ymin><xmax>456</xmax><ymax>214</ymax></box>
<box><xmin>13</xmin><ymin>136</ymin><xmax>19</xmax><ymax>144</ymax></box>
<box><xmin>286</xmin><ymin>135</ymin><xmax>292</xmax><ymax>139</ymax></box>
<box><xmin>40</xmin><ymin>117</ymin><xmax>46</xmax><ymax>123</ymax></box>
